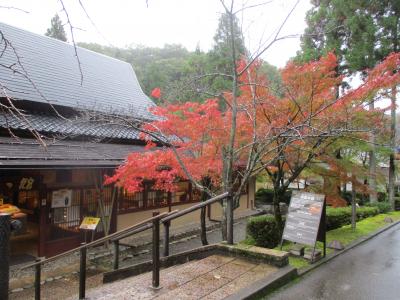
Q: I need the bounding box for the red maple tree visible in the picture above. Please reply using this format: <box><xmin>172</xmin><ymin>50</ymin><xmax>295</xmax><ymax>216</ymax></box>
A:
<box><xmin>106</xmin><ymin>52</ymin><xmax>400</xmax><ymax>232</ymax></box>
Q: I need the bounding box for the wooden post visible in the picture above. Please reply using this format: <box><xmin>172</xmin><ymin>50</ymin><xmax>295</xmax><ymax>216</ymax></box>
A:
<box><xmin>0</xmin><ymin>214</ymin><xmax>10</xmax><ymax>300</ymax></box>
<box><xmin>34</xmin><ymin>258</ymin><xmax>43</xmax><ymax>300</ymax></box>
<box><xmin>79</xmin><ymin>243</ymin><xmax>87</xmax><ymax>300</ymax></box>
<box><xmin>113</xmin><ymin>240</ymin><xmax>119</xmax><ymax>270</ymax></box>
<box><xmin>163</xmin><ymin>220</ymin><xmax>170</xmax><ymax>257</ymax></box>
<box><xmin>152</xmin><ymin>212</ymin><xmax>160</xmax><ymax>289</ymax></box>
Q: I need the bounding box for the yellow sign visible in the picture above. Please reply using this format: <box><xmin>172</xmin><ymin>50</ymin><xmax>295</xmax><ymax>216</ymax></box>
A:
<box><xmin>79</xmin><ymin>217</ymin><xmax>101</xmax><ymax>230</ymax></box>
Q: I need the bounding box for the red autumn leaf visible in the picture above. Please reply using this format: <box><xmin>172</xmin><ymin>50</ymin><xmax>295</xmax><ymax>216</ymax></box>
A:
<box><xmin>151</xmin><ymin>87</ymin><xmax>161</xmax><ymax>99</ymax></box>
<box><xmin>106</xmin><ymin>53</ymin><xmax>400</xmax><ymax>195</ymax></box>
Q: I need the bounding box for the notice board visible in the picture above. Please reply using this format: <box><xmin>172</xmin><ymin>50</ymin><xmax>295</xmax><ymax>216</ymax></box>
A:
<box><xmin>282</xmin><ymin>191</ymin><xmax>325</xmax><ymax>246</ymax></box>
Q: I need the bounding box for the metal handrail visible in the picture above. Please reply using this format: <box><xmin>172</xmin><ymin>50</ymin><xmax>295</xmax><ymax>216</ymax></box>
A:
<box><xmin>14</xmin><ymin>193</ymin><xmax>229</xmax><ymax>300</ymax></box>
<box><xmin>160</xmin><ymin>192</ymin><xmax>229</xmax><ymax>257</ymax></box>
<box><xmin>20</xmin><ymin>211</ymin><xmax>171</xmax><ymax>270</ymax></box>
<box><xmin>161</xmin><ymin>192</ymin><xmax>229</xmax><ymax>223</ymax></box>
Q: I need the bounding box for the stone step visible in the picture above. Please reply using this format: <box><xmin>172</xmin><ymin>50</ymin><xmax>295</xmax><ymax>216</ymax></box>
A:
<box><xmin>70</xmin><ymin>254</ymin><xmax>279</xmax><ymax>300</ymax></box>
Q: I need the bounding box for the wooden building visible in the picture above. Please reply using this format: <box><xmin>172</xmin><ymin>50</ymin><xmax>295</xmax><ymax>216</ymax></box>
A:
<box><xmin>0</xmin><ymin>22</ymin><xmax>254</xmax><ymax>258</ymax></box>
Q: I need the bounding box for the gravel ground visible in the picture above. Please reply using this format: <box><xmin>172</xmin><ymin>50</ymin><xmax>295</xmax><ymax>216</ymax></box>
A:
<box><xmin>9</xmin><ymin>220</ymin><xmax>248</xmax><ymax>300</ymax></box>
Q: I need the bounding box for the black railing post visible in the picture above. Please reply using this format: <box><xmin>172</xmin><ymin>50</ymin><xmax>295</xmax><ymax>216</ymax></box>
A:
<box><xmin>0</xmin><ymin>213</ymin><xmax>10</xmax><ymax>300</ymax></box>
<box><xmin>226</xmin><ymin>194</ymin><xmax>234</xmax><ymax>245</ymax></box>
<box><xmin>163</xmin><ymin>220</ymin><xmax>170</xmax><ymax>257</ymax></box>
<box><xmin>34</xmin><ymin>257</ymin><xmax>43</xmax><ymax>300</ymax></box>
<box><xmin>79</xmin><ymin>243</ymin><xmax>87</xmax><ymax>300</ymax></box>
<box><xmin>113</xmin><ymin>240</ymin><xmax>119</xmax><ymax>270</ymax></box>
<box><xmin>152</xmin><ymin>212</ymin><xmax>160</xmax><ymax>289</ymax></box>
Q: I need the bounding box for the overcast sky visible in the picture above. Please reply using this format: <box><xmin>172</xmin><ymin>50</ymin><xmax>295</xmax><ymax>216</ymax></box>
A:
<box><xmin>0</xmin><ymin>0</ymin><xmax>311</xmax><ymax>68</ymax></box>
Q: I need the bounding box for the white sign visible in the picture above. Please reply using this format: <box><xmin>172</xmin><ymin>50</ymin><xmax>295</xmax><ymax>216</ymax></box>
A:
<box><xmin>51</xmin><ymin>189</ymin><xmax>73</xmax><ymax>208</ymax></box>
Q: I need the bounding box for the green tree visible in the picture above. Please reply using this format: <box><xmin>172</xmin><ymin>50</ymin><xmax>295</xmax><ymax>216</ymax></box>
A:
<box><xmin>45</xmin><ymin>14</ymin><xmax>67</xmax><ymax>42</ymax></box>
<box><xmin>207</xmin><ymin>12</ymin><xmax>247</xmax><ymax>96</ymax></box>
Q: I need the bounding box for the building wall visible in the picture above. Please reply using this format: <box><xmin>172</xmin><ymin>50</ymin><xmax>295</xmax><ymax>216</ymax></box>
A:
<box><xmin>117</xmin><ymin>177</ymin><xmax>256</xmax><ymax>231</ymax></box>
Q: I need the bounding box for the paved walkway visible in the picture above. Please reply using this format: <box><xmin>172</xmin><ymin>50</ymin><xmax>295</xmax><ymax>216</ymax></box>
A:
<box><xmin>269</xmin><ymin>224</ymin><xmax>400</xmax><ymax>300</ymax></box>
<box><xmin>70</xmin><ymin>254</ymin><xmax>277</xmax><ymax>300</ymax></box>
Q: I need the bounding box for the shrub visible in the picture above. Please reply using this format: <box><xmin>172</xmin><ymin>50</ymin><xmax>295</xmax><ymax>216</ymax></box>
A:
<box><xmin>326</xmin><ymin>206</ymin><xmax>379</xmax><ymax>230</ymax></box>
<box><xmin>246</xmin><ymin>214</ymin><xmax>283</xmax><ymax>248</ymax></box>
<box><xmin>255</xmin><ymin>188</ymin><xmax>292</xmax><ymax>205</ymax></box>
<box><xmin>255</xmin><ymin>188</ymin><xmax>273</xmax><ymax>204</ymax></box>
<box><xmin>340</xmin><ymin>191</ymin><xmax>368</xmax><ymax>205</ymax></box>
<box><xmin>378</xmin><ymin>192</ymin><xmax>388</xmax><ymax>202</ymax></box>
<box><xmin>365</xmin><ymin>202</ymin><xmax>392</xmax><ymax>213</ymax></box>
<box><xmin>394</xmin><ymin>197</ymin><xmax>400</xmax><ymax>211</ymax></box>
<box><xmin>326</xmin><ymin>207</ymin><xmax>352</xmax><ymax>230</ymax></box>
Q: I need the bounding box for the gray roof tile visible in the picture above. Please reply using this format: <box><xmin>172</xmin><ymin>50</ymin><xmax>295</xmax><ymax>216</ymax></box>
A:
<box><xmin>0</xmin><ymin>22</ymin><xmax>156</xmax><ymax>119</ymax></box>
<box><xmin>0</xmin><ymin>111</ymin><xmax>143</xmax><ymax>140</ymax></box>
<box><xmin>0</xmin><ymin>137</ymin><xmax>153</xmax><ymax>167</ymax></box>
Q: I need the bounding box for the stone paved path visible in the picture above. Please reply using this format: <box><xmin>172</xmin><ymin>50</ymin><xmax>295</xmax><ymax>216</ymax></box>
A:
<box><xmin>9</xmin><ymin>219</ymin><xmax>249</xmax><ymax>299</ymax></box>
<box><xmin>72</xmin><ymin>254</ymin><xmax>278</xmax><ymax>300</ymax></box>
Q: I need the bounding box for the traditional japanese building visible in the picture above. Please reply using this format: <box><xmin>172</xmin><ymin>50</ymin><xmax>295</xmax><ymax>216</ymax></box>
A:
<box><xmin>0</xmin><ymin>22</ymin><xmax>255</xmax><ymax>259</ymax></box>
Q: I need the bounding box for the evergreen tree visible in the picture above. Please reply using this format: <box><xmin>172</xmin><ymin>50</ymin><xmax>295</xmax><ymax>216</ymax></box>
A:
<box><xmin>211</xmin><ymin>12</ymin><xmax>247</xmax><ymax>73</ymax></box>
<box><xmin>45</xmin><ymin>14</ymin><xmax>67</xmax><ymax>42</ymax></box>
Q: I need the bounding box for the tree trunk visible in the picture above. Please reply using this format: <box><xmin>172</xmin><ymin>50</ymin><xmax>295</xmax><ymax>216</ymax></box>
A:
<box><xmin>221</xmin><ymin>202</ymin><xmax>227</xmax><ymax>240</ymax></box>
<box><xmin>369</xmin><ymin>101</ymin><xmax>378</xmax><ymax>203</ymax></box>
<box><xmin>388</xmin><ymin>86</ymin><xmax>397</xmax><ymax>210</ymax></box>
<box><xmin>273</xmin><ymin>191</ymin><xmax>284</xmax><ymax>234</ymax></box>
<box><xmin>226</xmin><ymin>193</ymin><xmax>234</xmax><ymax>244</ymax></box>
<box><xmin>199</xmin><ymin>182</ymin><xmax>209</xmax><ymax>245</ymax></box>
<box><xmin>351</xmin><ymin>177</ymin><xmax>357</xmax><ymax>231</ymax></box>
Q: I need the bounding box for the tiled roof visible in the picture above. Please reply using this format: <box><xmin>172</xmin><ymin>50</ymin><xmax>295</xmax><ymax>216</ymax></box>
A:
<box><xmin>0</xmin><ymin>111</ymin><xmax>143</xmax><ymax>140</ymax></box>
<box><xmin>0</xmin><ymin>137</ymin><xmax>153</xmax><ymax>167</ymax></box>
<box><xmin>0</xmin><ymin>22</ymin><xmax>156</xmax><ymax>120</ymax></box>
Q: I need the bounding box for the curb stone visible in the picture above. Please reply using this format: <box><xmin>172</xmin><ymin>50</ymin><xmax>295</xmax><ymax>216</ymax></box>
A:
<box><xmin>225</xmin><ymin>266</ymin><xmax>297</xmax><ymax>300</ymax></box>
<box><xmin>298</xmin><ymin>218</ymin><xmax>400</xmax><ymax>276</ymax></box>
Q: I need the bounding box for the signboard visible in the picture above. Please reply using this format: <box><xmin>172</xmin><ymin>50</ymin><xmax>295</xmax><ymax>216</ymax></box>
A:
<box><xmin>79</xmin><ymin>217</ymin><xmax>101</xmax><ymax>230</ymax></box>
<box><xmin>19</xmin><ymin>177</ymin><xmax>35</xmax><ymax>190</ymax></box>
<box><xmin>51</xmin><ymin>189</ymin><xmax>73</xmax><ymax>208</ymax></box>
<box><xmin>282</xmin><ymin>191</ymin><xmax>325</xmax><ymax>246</ymax></box>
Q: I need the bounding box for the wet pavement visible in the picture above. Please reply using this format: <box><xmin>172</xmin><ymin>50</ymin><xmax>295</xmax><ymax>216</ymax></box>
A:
<box><xmin>269</xmin><ymin>224</ymin><xmax>400</xmax><ymax>300</ymax></box>
<box><xmin>71</xmin><ymin>254</ymin><xmax>278</xmax><ymax>300</ymax></box>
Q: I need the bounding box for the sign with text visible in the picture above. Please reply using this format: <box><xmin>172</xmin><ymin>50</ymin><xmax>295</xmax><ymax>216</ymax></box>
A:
<box><xmin>79</xmin><ymin>217</ymin><xmax>101</xmax><ymax>230</ymax></box>
<box><xmin>282</xmin><ymin>191</ymin><xmax>325</xmax><ymax>246</ymax></box>
<box><xmin>51</xmin><ymin>189</ymin><xmax>73</xmax><ymax>208</ymax></box>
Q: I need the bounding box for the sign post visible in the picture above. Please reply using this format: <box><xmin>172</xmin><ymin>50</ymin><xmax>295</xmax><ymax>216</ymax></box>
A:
<box><xmin>79</xmin><ymin>217</ymin><xmax>101</xmax><ymax>243</ymax></box>
<box><xmin>281</xmin><ymin>191</ymin><xmax>326</xmax><ymax>263</ymax></box>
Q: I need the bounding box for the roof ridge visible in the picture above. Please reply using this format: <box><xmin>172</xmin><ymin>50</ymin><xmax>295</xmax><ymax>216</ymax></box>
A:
<box><xmin>0</xmin><ymin>21</ymin><xmax>133</xmax><ymax>68</ymax></box>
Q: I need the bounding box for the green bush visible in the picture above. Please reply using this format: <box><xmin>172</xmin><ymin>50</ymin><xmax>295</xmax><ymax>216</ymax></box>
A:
<box><xmin>326</xmin><ymin>206</ymin><xmax>379</xmax><ymax>230</ymax></box>
<box><xmin>378</xmin><ymin>192</ymin><xmax>388</xmax><ymax>202</ymax></box>
<box><xmin>340</xmin><ymin>191</ymin><xmax>369</xmax><ymax>205</ymax></box>
<box><xmin>255</xmin><ymin>188</ymin><xmax>292</xmax><ymax>205</ymax></box>
<box><xmin>394</xmin><ymin>197</ymin><xmax>400</xmax><ymax>211</ymax></box>
<box><xmin>364</xmin><ymin>202</ymin><xmax>392</xmax><ymax>213</ymax></box>
<box><xmin>325</xmin><ymin>207</ymin><xmax>352</xmax><ymax>230</ymax></box>
<box><xmin>246</xmin><ymin>215</ymin><xmax>282</xmax><ymax>248</ymax></box>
